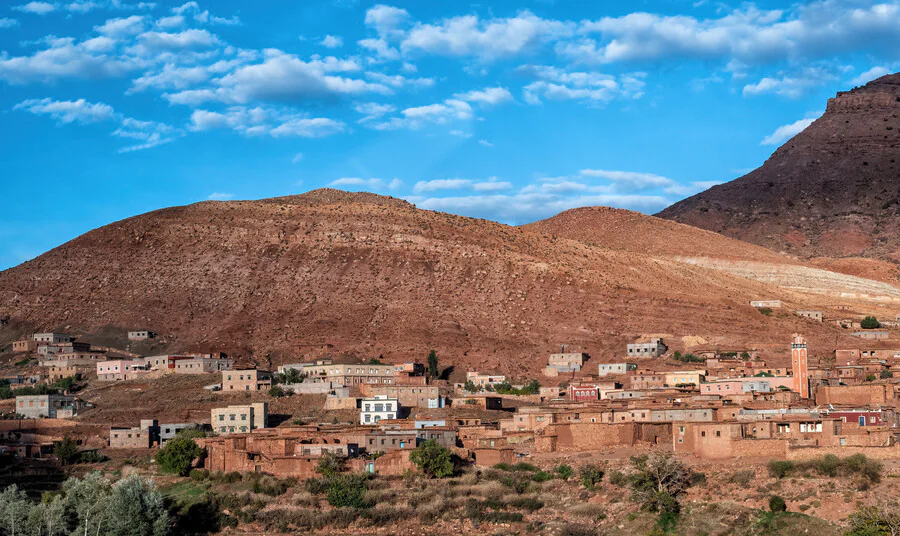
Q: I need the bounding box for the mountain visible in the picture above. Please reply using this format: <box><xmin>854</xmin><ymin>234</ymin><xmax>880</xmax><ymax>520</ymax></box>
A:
<box><xmin>657</xmin><ymin>73</ymin><xmax>900</xmax><ymax>262</ymax></box>
<box><xmin>0</xmin><ymin>189</ymin><xmax>872</xmax><ymax>375</ymax></box>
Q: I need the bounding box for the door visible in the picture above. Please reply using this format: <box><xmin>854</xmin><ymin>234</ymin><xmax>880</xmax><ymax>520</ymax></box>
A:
<box><xmin>859</xmin><ymin>416</ymin><xmax>866</xmax><ymax>426</ymax></box>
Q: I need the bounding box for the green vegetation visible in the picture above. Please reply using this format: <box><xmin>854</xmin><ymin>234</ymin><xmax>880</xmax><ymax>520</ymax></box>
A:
<box><xmin>268</xmin><ymin>385</ymin><xmax>287</xmax><ymax>398</ymax></box>
<box><xmin>492</xmin><ymin>379</ymin><xmax>541</xmax><ymax>395</ymax></box>
<box><xmin>156</xmin><ymin>436</ymin><xmax>203</xmax><ymax>477</ymax></box>
<box><xmin>881</xmin><ymin>370</ymin><xmax>893</xmax><ymax>379</ymax></box>
<box><xmin>53</xmin><ymin>437</ymin><xmax>81</xmax><ymax>466</ymax></box>
<box><xmin>673</xmin><ymin>351</ymin><xmax>703</xmax><ymax>364</ymax></box>
<box><xmin>315</xmin><ymin>451</ymin><xmax>347</xmax><ymax>477</ymax></box>
<box><xmin>758</xmin><ymin>307</ymin><xmax>773</xmax><ymax>316</ymax></box>
<box><xmin>427</xmin><ymin>350</ymin><xmax>439</xmax><ymax>378</ymax></box>
<box><xmin>277</xmin><ymin>367</ymin><xmax>304</xmax><ymax>384</ymax></box>
<box><xmin>740</xmin><ymin>351</ymin><xmax>752</xmax><ymax>359</ymax></box>
<box><xmin>769</xmin><ymin>495</ymin><xmax>787</xmax><ymax>512</ymax></box>
<box><xmin>0</xmin><ymin>472</ymin><xmax>169</xmax><ymax>536</ymax></box>
<box><xmin>861</xmin><ymin>316</ymin><xmax>881</xmax><ymax>329</ymax></box>
<box><xmin>578</xmin><ymin>464</ymin><xmax>604</xmax><ymax>491</ymax></box>
<box><xmin>766</xmin><ymin>454</ymin><xmax>882</xmax><ymax>485</ymax></box>
<box><xmin>846</xmin><ymin>500</ymin><xmax>900</xmax><ymax>536</ymax></box>
<box><xmin>626</xmin><ymin>453</ymin><xmax>696</xmax><ymax>532</ymax></box>
<box><xmin>463</xmin><ymin>380</ymin><xmax>478</xmax><ymax>392</ymax></box>
<box><xmin>326</xmin><ymin>474</ymin><xmax>370</xmax><ymax>508</ymax></box>
<box><xmin>554</xmin><ymin>464</ymin><xmax>573</xmax><ymax>481</ymax></box>
<box><xmin>410</xmin><ymin>439</ymin><xmax>455</xmax><ymax>478</ymax></box>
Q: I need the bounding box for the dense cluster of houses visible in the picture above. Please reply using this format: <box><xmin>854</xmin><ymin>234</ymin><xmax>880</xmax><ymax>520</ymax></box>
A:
<box><xmin>9</xmin><ymin>325</ymin><xmax>900</xmax><ymax>478</ymax></box>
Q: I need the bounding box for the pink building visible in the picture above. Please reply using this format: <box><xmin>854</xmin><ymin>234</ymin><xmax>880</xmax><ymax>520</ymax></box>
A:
<box><xmin>97</xmin><ymin>360</ymin><xmax>149</xmax><ymax>381</ymax></box>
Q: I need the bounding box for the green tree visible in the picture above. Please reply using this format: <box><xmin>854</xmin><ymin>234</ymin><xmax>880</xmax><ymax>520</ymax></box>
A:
<box><xmin>64</xmin><ymin>471</ymin><xmax>113</xmax><ymax>536</ymax></box>
<box><xmin>846</xmin><ymin>500</ymin><xmax>900</xmax><ymax>536</ymax></box>
<box><xmin>269</xmin><ymin>385</ymin><xmax>286</xmax><ymax>398</ymax></box>
<box><xmin>627</xmin><ymin>453</ymin><xmax>695</xmax><ymax>530</ymax></box>
<box><xmin>464</xmin><ymin>380</ymin><xmax>477</xmax><ymax>393</ymax></box>
<box><xmin>105</xmin><ymin>475</ymin><xmax>170</xmax><ymax>536</ymax></box>
<box><xmin>326</xmin><ymin>474</ymin><xmax>369</xmax><ymax>509</ymax></box>
<box><xmin>279</xmin><ymin>368</ymin><xmax>303</xmax><ymax>384</ymax></box>
<box><xmin>861</xmin><ymin>316</ymin><xmax>881</xmax><ymax>329</ymax></box>
<box><xmin>427</xmin><ymin>350</ymin><xmax>439</xmax><ymax>378</ymax></box>
<box><xmin>769</xmin><ymin>495</ymin><xmax>787</xmax><ymax>512</ymax></box>
<box><xmin>155</xmin><ymin>437</ymin><xmax>202</xmax><ymax>476</ymax></box>
<box><xmin>410</xmin><ymin>439</ymin><xmax>454</xmax><ymax>478</ymax></box>
<box><xmin>579</xmin><ymin>465</ymin><xmax>604</xmax><ymax>491</ymax></box>
<box><xmin>26</xmin><ymin>494</ymin><xmax>66</xmax><ymax>536</ymax></box>
<box><xmin>315</xmin><ymin>451</ymin><xmax>346</xmax><ymax>477</ymax></box>
<box><xmin>53</xmin><ymin>437</ymin><xmax>80</xmax><ymax>466</ymax></box>
<box><xmin>0</xmin><ymin>485</ymin><xmax>31</xmax><ymax>536</ymax></box>
<box><xmin>554</xmin><ymin>464</ymin><xmax>573</xmax><ymax>481</ymax></box>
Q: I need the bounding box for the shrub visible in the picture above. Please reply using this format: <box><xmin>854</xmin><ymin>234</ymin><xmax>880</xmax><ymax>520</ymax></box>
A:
<box><xmin>568</xmin><ymin>503</ymin><xmax>606</xmax><ymax>520</ymax></box>
<box><xmin>268</xmin><ymin>385</ymin><xmax>287</xmax><ymax>398</ymax></box>
<box><xmin>579</xmin><ymin>464</ymin><xmax>604</xmax><ymax>491</ymax></box>
<box><xmin>554</xmin><ymin>464</ymin><xmax>573</xmax><ymax>481</ymax></box>
<box><xmin>155</xmin><ymin>437</ymin><xmax>202</xmax><ymax>476</ymax></box>
<box><xmin>53</xmin><ymin>437</ymin><xmax>80</xmax><ymax>465</ymax></box>
<box><xmin>326</xmin><ymin>474</ymin><xmax>370</xmax><ymax>509</ymax></box>
<box><xmin>728</xmin><ymin>469</ymin><xmax>755</xmax><ymax>486</ymax></box>
<box><xmin>861</xmin><ymin>316</ymin><xmax>881</xmax><ymax>329</ymax></box>
<box><xmin>79</xmin><ymin>450</ymin><xmax>107</xmax><ymax>464</ymax></box>
<box><xmin>511</xmin><ymin>462</ymin><xmax>538</xmax><ymax>472</ymax></box>
<box><xmin>769</xmin><ymin>495</ymin><xmax>787</xmax><ymax>512</ymax></box>
<box><xmin>532</xmin><ymin>470</ymin><xmax>554</xmax><ymax>482</ymax></box>
<box><xmin>767</xmin><ymin>460</ymin><xmax>794</xmax><ymax>479</ymax></box>
<box><xmin>316</xmin><ymin>451</ymin><xmax>347</xmax><ymax>477</ymax></box>
<box><xmin>608</xmin><ymin>470</ymin><xmax>628</xmax><ymax>487</ymax></box>
<box><xmin>189</xmin><ymin>469</ymin><xmax>209</xmax><ymax>481</ymax></box>
<box><xmin>410</xmin><ymin>439</ymin><xmax>455</xmax><ymax>478</ymax></box>
<box><xmin>758</xmin><ymin>307</ymin><xmax>773</xmax><ymax>316</ymax></box>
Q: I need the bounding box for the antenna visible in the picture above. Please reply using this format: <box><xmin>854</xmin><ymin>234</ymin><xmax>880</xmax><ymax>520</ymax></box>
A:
<box><xmin>560</xmin><ymin>344</ymin><xmax>566</xmax><ymax>353</ymax></box>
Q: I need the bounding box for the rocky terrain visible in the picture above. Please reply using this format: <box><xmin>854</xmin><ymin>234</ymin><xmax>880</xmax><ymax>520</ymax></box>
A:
<box><xmin>658</xmin><ymin>72</ymin><xmax>900</xmax><ymax>262</ymax></box>
<box><xmin>0</xmin><ymin>189</ymin><xmax>881</xmax><ymax>375</ymax></box>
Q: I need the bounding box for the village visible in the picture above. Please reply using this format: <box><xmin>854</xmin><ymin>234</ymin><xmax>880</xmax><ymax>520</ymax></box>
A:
<box><xmin>5</xmin><ymin>301</ymin><xmax>900</xmax><ymax>485</ymax></box>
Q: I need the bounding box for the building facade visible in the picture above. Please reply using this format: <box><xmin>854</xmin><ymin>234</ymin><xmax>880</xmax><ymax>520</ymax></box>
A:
<box><xmin>211</xmin><ymin>403</ymin><xmax>268</xmax><ymax>435</ymax></box>
<box><xmin>360</xmin><ymin>396</ymin><xmax>399</xmax><ymax>424</ymax></box>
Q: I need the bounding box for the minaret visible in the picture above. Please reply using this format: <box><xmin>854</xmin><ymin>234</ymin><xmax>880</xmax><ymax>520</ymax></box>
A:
<box><xmin>791</xmin><ymin>334</ymin><xmax>809</xmax><ymax>398</ymax></box>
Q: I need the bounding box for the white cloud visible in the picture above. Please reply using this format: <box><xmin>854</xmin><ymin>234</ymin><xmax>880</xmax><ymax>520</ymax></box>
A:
<box><xmin>188</xmin><ymin>106</ymin><xmax>346</xmax><ymax>138</ymax></box>
<box><xmin>66</xmin><ymin>1</ymin><xmax>101</xmax><ymax>13</ymax></box>
<box><xmin>448</xmin><ymin>129</ymin><xmax>471</xmax><ymax>138</ymax></box>
<box><xmin>580</xmin><ymin>169</ymin><xmax>674</xmax><ymax>192</ymax></box>
<box><xmin>365</xmin><ymin>71</ymin><xmax>434</xmax><ymax>89</ymax></box>
<box><xmin>563</xmin><ymin>2</ymin><xmax>900</xmax><ymax>67</ymax></box>
<box><xmin>113</xmin><ymin>117</ymin><xmax>180</xmax><ymax>152</ymax></box>
<box><xmin>133</xmin><ymin>29</ymin><xmax>222</xmax><ymax>53</ymax></box>
<box><xmin>0</xmin><ymin>18</ymin><xmax>20</xmax><ymax>28</ymax></box>
<box><xmin>292</xmin><ymin>152</ymin><xmax>304</xmax><ymax>164</ymax></box>
<box><xmin>155</xmin><ymin>15</ymin><xmax>185</xmax><ymax>29</ymax></box>
<box><xmin>741</xmin><ymin>67</ymin><xmax>837</xmax><ymax>98</ymax></box>
<box><xmin>130</xmin><ymin>62</ymin><xmax>208</xmax><ymax>92</ymax></box>
<box><xmin>207</xmin><ymin>192</ymin><xmax>234</xmax><ymax>200</ymax></box>
<box><xmin>213</xmin><ymin>49</ymin><xmax>391</xmax><ymax>104</ymax></box>
<box><xmin>372</xmin><ymin>99</ymin><xmax>473</xmax><ymax>130</ymax></box>
<box><xmin>172</xmin><ymin>1</ymin><xmax>240</xmax><ymax>26</ymax></box>
<box><xmin>14</xmin><ymin>97</ymin><xmax>116</xmax><ymax>124</ymax></box>
<box><xmin>320</xmin><ymin>35</ymin><xmax>343</xmax><ymax>48</ymax></box>
<box><xmin>761</xmin><ymin>113</ymin><xmax>821</xmax><ymax>145</ymax></box>
<box><xmin>364</xmin><ymin>4</ymin><xmax>410</xmax><ymax>37</ymax></box>
<box><xmin>13</xmin><ymin>2</ymin><xmax>56</xmax><ymax>15</ymax></box>
<box><xmin>454</xmin><ymin>86</ymin><xmax>513</xmax><ymax>105</ymax></box>
<box><xmin>414</xmin><ymin>178</ymin><xmax>472</xmax><ymax>192</ymax></box>
<box><xmin>520</xmin><ymin>66</ymin><xmax>646</xmax><ymax>105</ymax></box>
<box><xmin>473</xmin><ymin>179</ymin><xmax>512</xmax><ymax>191</ymax></box>
<box><xmin>95</xmin><ymin>15</ymin><xmax>146</xmax><ymax>36</ymax></box>
<box><xmin>329</xmin><ymin>177</ymin><xmax>403</xmax><ymax>190</ymax></box>
<box><xmin>400</xmin><ymin>10</ymin><xmax>574</xmax><ymax>61</ymax></box>
<box><xmin>478</xmin><ymin>139</ymin><xmax>493</xmax><ymax>147</ymax></box>
<box><xmin>358</xmin><ymin>38</ymin><xmax>401</xmax><ymax>61</ymax></box>
<box><xmin>354</xmin><ymin>101</ymin><xmax>396</xmax><ymax>123</ymax></box>
<box><xmin>850</xmin><ymin>66</ymin><xmax>891</xmax><ymax>87</ymax></box>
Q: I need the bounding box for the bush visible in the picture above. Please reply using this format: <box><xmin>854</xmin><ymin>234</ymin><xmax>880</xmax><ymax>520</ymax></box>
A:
<box><xmin>316</xmin><ymin>451</ymin><xmax>347</xmax><ymax>477</ymax></box>
<box><xmin>155</xmin><ymin>437</ymin><xmax>202</xmax><ymax>476</ymax></box>
<box><xmin>769</xmin><ymin>495</ymin><xmax>787</xmax><ymax>512</ymax></box>
<box><xmin>861</xmin><ymin>316</ymin><xmax>881</xmax><ymax>329</ymax></box>
<box><xmin>608</xmin><ymin>470</ymin><xmax>628</xmax><ymax>487</ymax></box>
<box><xmin>532</xmin><ymin>471</ymin><xmax>554</xmax><ymax>483</ymax></box>
<box><xmin>53</xmin><ymin>437</ymin><xmax>80</xmax><ymax>465</ymax></box>
<box><xmin>189</xmin><ymin>469</ymin><xmax>209</xmax><ymax>481</ymax></box>
<box><xmin>579</xmin><ymin>464</ymin><xmax>604</xmax><ymax>491</ymax></box>
<box><xmin>326</xmin><ymin>474</ymin><xmax>370</xmax><ymax>509</ymax></box>
<box><xmin>268</xmin><ymin>385</ymin><xmax>286</xmax><ymax>398</ymax></box>
<box><xmin>410</xmin><ymin>440</ymin><xmax>455</xmax><ymax>478</ymax></box>
<box><xmin>728</xmin><ymin>469</ymin><xmax>755</xmax><ymax>486</ymax></box>
<box><xmin>767</xmin><ymin>460</ymin><xmax>794</xmax><ymax>479</ymax></box>
<box><xmin>79</xmin><ymin>450</ymin><xmax>107</xmax><ymax>464</ymax></box>
<box><xmin>554</xmin><ymin>464</ymin><xmax>573</xmax><ymax>481</ymax></box>
<box><xmin>758</xmin><ymin>307</ymin><xmax>773</xmax><ymax>316</ymax></box>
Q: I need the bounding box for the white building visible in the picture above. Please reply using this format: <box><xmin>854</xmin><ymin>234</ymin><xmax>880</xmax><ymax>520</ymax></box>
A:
<box><xmin>360</xmin><ymin>396</ymin><xmax>399</xmax><ymax>425</ymax></box>
<box><xmin>128</xmin><ymin>330</ymin><xmax>154</xmax><ymax>341</ymax></box>
<box><xmin>33</xmin><ymin>333</ymin><xmax>72</xmax><ymax>344</ymax></box>
<box><xmin>597</xmin><ymin>363</ymin><xmax>637</xmax><ymax>376</ymax></box>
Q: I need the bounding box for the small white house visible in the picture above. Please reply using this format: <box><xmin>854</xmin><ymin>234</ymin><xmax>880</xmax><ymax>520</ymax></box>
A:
<box><xmin>360</xmin><ymin>395</ymin><xmax>399</xmax><ymax>425</ymax></box>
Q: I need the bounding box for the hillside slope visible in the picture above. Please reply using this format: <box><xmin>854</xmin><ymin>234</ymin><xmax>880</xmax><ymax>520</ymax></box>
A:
<box><xmin>658</xmin><ymin>73</ymin><xmax>900</xmax><ymax>261</ymax></box>
<box><xmin>0</xmin><ymin>189</ymin><xmax>865</xmax><ymax>375</ymax></box>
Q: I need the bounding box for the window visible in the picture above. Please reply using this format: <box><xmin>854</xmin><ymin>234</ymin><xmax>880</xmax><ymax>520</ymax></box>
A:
<box><xmin>715</xmin><ymin>431</ymin><xmax>721</xmax><ymax>437</ymax></box>
<box><xmin>701</xmin><ymin>431</ymin><xmax>706</xmax><ymax>437</ymax></box>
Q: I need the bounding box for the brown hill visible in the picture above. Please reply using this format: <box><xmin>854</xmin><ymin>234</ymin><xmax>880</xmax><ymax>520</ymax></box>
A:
<box><xmin>522</xmin><ymin>206</ymin><xmax>797</xmax><ymax>263</ymax></box>
<box><xmin>657</xmin><ymin>73</ymin><xmax>900</xmax><ymax>262</ymax></box>
<box><xmin>0</xmin><ymin>189</ymin><xmax>883</xmax><ymax>376</ymax></box>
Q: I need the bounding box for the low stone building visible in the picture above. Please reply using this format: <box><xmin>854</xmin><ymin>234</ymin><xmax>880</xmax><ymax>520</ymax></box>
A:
<box><xmin>211</xmin><ymin>403</ymin><xmax>268</xmax><ymax>435</ymax></box>
<box><xmin>11</xmin><ymin>340</ymin><xmax>37</xmax><ymax>353</ymax></box>
<box><xmin>127</xmin><ymin>330</ymin><xmax>154</xmax><ymax>341</ymax></box>
<box><xmin>626</xmin><ymin>338</ymin><xmax>668</xmax><ymax>358</ymax></box>
<box><xmin>365</xmin><ymin>384</ymin><xmax>444</xmax><ymax>409</ymax></box>
<box><xmin>15</xmin><ymin>395</ymin><xmax>80</xmax><ymax>419</ymax></box>
<box><xmin>110</xmin><ymin>420</ymin><xmax>159</xmax><ymax>448</ymax></box>
<box><xmin>795</xmin><ymin>310</ymin><xmax>823</xmax><ymax>322</ymax></box>
<box><xmin>750</xmin><ymin>300</ymin><xmax>782</xmax><ymax>308</ymax></box>
<box><xmin>222</xmin><ymin>369</ymin><xmax>272</xmax><ymax>392</ymax></box>
<box><xmin>597</xmin><ymin>363</ymin><xmax>637</xmax><ymax>376</ymax></box>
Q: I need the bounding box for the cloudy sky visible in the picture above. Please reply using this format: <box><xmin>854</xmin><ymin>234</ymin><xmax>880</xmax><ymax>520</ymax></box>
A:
<box><xmin>1</xmin><ymin>0</ymin><xmax>898</xmax><ymax>269</ymax></box>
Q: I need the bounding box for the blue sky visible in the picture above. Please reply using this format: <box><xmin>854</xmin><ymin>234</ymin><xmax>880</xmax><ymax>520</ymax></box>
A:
<box><xmin>1</xmin><ymin>0</ymin><xmax>898</xmax><ymax>270</ymax></box>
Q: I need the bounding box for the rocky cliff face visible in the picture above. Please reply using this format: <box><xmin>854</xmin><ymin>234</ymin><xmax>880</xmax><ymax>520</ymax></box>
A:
<box><xmin>657</xmin><ymin>73</ymin><xmax>900</xmax><ymax>261</ymax></box>
<box><xmin>0</xmin><ymin>189</ymin><xmax>858</xmax><ymax>374</ymax></box>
